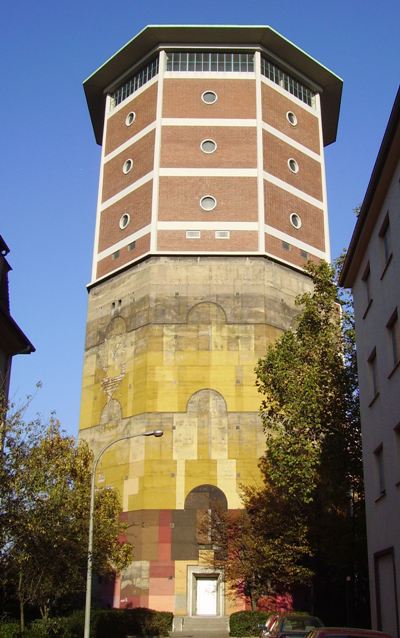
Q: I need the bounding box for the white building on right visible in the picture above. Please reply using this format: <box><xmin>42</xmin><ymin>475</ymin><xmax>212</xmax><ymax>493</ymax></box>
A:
<box><xmin>340</xmin><ymin>86</ymin><xmax>400</xmax><ymax>638</ymax></box>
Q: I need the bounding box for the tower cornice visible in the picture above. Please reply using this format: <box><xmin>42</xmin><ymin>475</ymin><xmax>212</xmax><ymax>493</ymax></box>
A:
<box><xmin>83</xmin><ymin>25</ymin><xmax>342</xmax><ymax>147</ymax></box>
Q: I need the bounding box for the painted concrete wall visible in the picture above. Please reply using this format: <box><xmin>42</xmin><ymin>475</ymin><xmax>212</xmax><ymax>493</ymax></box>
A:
<box><xmin>80</xmin><ymin>255</ymin><xmax>312</xmax><ymax>613</ymax></box>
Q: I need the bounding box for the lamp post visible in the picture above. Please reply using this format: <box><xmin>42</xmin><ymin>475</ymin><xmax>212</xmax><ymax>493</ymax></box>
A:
<box><xmin>83</xmin><ymin>429</ymin><xmax>164</xmax><ymax>638</ymax></box>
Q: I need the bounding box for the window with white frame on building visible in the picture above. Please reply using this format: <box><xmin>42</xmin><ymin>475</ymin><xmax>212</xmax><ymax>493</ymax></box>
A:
<box><xmin>374</xmin><ymin>444</ymin><xmax>385</xmax><ymax>497</ymax></box>
<box><xmin>368</xmin><ymin>347</ymin><xmax>378</xmax><ymax>403</ymax></box>
<box><xmin>387</xmin><ymin>308</ymin><xmax>400</xmax><ymax>372</ymax></box>
<box><xmin>379</xmin><ymin>212</ymin><xmax>392</xmax><ymax>273</ymax></box>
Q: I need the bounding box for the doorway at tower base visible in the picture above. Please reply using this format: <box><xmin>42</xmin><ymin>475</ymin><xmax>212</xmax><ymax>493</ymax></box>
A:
<box><xmin>188</xmin><ymin>567</ymin><xmax>223</xmax><ymax>616</ymax></box>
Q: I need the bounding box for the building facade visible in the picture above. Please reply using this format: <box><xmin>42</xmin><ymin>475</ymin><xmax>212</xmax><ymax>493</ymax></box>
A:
<box><xmin>340</xmin><ymin>88</ymin><xmax>400</xmax><ymax>638</ymax></box>
<box><xmin>0</xmin><ymin>235</ymin><xmax>34</xmax><ymax>403</ymax></box>
<box><xmin>80</xmin><ymin>26</ymin><xmax>341</xmax><ymax>617</ymax></box>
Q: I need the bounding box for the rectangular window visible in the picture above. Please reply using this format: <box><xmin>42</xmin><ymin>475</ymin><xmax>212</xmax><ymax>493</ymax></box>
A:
<box><xmin>186</xmin><ymin>230</ymin><xmax>201</xmax><ymax>239</ymax></box>
<box><xmin>394</xmin><ymin>424</ymin><xmax>400</xmax><ymax>485</ymax></box>
<box><xmin>368</xmin><ymin>347</ymin><xmax>378</xmax><ymax>402</ymax></box>
<box><xmin>282</xmin><ymin>241</ymin><xmax>290</xmax><ymax>251</ymax></box>
<box><xmin>387</xmin><ymin>309</ymin><xmax>400</xmax><ymax>370</ymax></box>
<box><xmin>215</xmin><ymin>230</ymin><xmax>230</xmax><ymax>239</ymax></box>
<box><xmin>111</xmin><ymin>56</ymin><xmax>159</xmax><ymax>107</ymax></box>
<box><xmin>374</xmin><ymin>444</ymin><xmax>385</xmax><ymax>497</ymax></box>
<box><xmin>128</xmin><ymin>241</ymin><xmax>136</xmax><ymax>251</ymax></box>
<box><xmin>111</xmin><ymin>250</ymin><xmax>120</xmax><ymax>260</ymax></box>
<box><xmin>362</xmin><ymin>262</ymin><xmax>372</xmax><ymax>316</ymax></box>
<box><xmin>260</xmin><ymin>56</ymin><xmax>314</xmax><ymax>107</ymax></box>
<box><xmin>379</xmin><ymin>212</ymin><xmax>392</xmax><ymax>270</ymax></box>
<box><xmin>166</xmin><ymin>51</ymin><xmax>254</xmax><ymax>73</ymax></box>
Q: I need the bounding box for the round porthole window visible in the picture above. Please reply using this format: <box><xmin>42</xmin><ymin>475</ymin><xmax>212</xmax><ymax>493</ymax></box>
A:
<box><xmin>200</xmin><ymin>139</ymin><xmax>217</xmax><ymax>154</ymax></box>
<box><xmin>123</xmin><ymin>159</ymin><xmax>133</xmax><ymax>174</ymax></box>
<box><xmin>200</xmin><ymin>195</ymin><xmax>217</xmax><ymax>211</ymax></box>
<box><xmin>119</xmin><ymin>213</ymin><xmax>130</xmax><ymax>229</ymax></box>
<box><xmin>125</xmin><ymin>111</ymin><xmax>136</xmax><ymax>126</ymax></box>
<box><xmin>286</xmin><ymin>111</ymin><xmax>297</xmax><ymax>126</ymax></box>
<box><xmin>288</xmin><ymin>158</ymin><xmax>299</xmax><ymax>174</ymax></box>
<box><xmin>201</xmin><ymin>90</ymin><xmax>218</xmax><ymax>104</ymax></box>
<box><xmin>290</xmin><ymin>213</ymin><xmax>302</xmax><ymax>229</ymax></box>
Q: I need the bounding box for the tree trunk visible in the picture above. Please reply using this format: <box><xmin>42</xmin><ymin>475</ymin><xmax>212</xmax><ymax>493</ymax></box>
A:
<box><xmin>40</xmin><ymin>604</ymin><xmax>49</xmax><ymax>620</ymax></box>
<box><xmin>18</xmin><ymin>570</ymin><xmax>25</xmax><ymax>633</ymax></box>
<box><xmin>250</xmin><ymin>588</ymin><xmax>257</xmax><ymax>611</ymax></box>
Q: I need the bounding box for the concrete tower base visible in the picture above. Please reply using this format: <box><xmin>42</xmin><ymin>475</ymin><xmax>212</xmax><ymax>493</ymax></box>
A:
<box><xmin>79</xmin><ymin>255</ymin><xmax>312</xmax><ymax>614</ymax></box>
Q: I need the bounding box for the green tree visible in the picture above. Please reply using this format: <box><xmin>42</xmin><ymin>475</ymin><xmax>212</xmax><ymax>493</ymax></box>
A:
<box><xmin>0</xmin><ymin>403</ymin><xmax>132</xmax><ymax>631</ymax></box>
<box><xmin>254</xmin><ymin>260</ymin><xmax>367</xmax><ymax>622</ymax></box>
<box><xmin>202</xmin><ymin>502</ymin><xmax>310</xmax><ymax>610</ymax></box>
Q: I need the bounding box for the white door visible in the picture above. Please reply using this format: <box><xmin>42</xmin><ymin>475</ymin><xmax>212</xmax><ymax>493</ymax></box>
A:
<box><xmin>196</xmin><ymin>578</ymin><xmax>217</xmax><ymax>615</ymax></box>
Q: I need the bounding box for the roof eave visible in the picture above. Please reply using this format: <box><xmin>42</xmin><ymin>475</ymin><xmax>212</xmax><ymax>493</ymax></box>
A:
<box><xmin>339</xmin><ymin>86</ymin><xmax>400</xmax><ymax>288</ymax></box>
<box><xmin>83</xmin><ymin>25</ymin><xmax>342</xmax><ymax>146</ymax></box>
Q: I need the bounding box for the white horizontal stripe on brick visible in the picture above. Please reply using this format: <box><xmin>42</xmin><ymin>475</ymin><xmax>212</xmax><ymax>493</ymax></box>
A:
<box><xmin>164</xmin><ymin>71</ymin><xmax>255</xmax><ymax>80</ymax></box>
<box><xmin>162</xmin><ymin>118</ymin><xmax>257</xmax><ymax>127</ymax></box>
<box><xmin>100</xmin><ymin>172</ymin><xmax>154</xmax><ymax>211</ymax></box>
<box><xmin>262</xmin><ymin>123</ymin><xmax>321</xmax><ymax>162</ymax></box>
<box><xmin>104</xmin><ymin>122</ymin><xmax>157</xmax><ymax>162</ymax></box>
<box><xmin>158</xmin><ymin>221</ymin><xmax>258</xmax><ymax>231</ymax></box>
<box><xmin>160</xmin><ymin>168</ymin><xmax>257</xmax><ymax>177</ymax></box>
<box><xmin>96</xmin><ymin>225</ymin><xmax>151</xmax><ymax>261</ymax></box>
<box><xmin>263</xmin><ymin>171</ymin><xmax>324</xmax><ymax>209</ymax></box>
<box><xmin>264</xmin><ymin>224</ymin><xmax>327</xmax><ymax>259</ymax></box>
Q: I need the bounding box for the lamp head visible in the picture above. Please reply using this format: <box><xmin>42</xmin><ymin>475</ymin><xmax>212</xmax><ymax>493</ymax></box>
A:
<box><xmin>143</xmin><ymin>429</ymin><xmax>164</xmax><ymax>438</ymax></box>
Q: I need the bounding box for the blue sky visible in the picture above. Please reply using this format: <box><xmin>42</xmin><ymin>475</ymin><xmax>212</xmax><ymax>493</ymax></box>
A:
<box><xmin>2</xmin><ymin>0</ymin><xmax>399</xmax><ymax>435</ymax></box>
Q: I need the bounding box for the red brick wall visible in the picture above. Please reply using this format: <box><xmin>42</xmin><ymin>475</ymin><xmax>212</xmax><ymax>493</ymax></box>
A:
<box><xmin>98</xmin><ymin>181</ymin><xmax>152</xmax><ymax>252</ymax></box>
<box><xmin>162</xmin><ymin>79</ymin><xmax>256</xmax><ymax>119</ymax></box>
<box><xmin>160</xmin><ymin>126</ymin><xmax>257</xmax><ymax>168</ymax></box>
<box><xmin>264</xmin><ymin>182</ymin><xmax>325</xmax><ymax>251</ymax></box>
<box><xmin>261</xmin><ymin>82</ymin><xmax>320</xmax><ymax>153</ymax></box>
<box><xmin>265</xmin><ymin>233</ymin><xmax>321</xmax><ymax>268</ymax></box>
<box><xmin>102</xmin><ymin>130</ymin><xmax>155</xmax><ymax>203</ymax></box>
<box><xmin>158</xmin><ymin>177</ymin><xmax>258</xmax><ymax>221</ymax></box>
<box><xmin>105</xmin><ymin>83</ymin><xmax>158</xmax><ymax>155</ymax></box>
<box><xmin>96</xmin><ymin>233</ymin><xmax>150</xmax><ymax>278</ymax></box>
<box><xmin>263</xmin><ymin>131</ymin><xmax>322</xmax><ymax>201</ymax></box>
<box><xmin>157</xmin><ymin>230</ymin><xmax>258</xmax><ymax>252</ymax></box>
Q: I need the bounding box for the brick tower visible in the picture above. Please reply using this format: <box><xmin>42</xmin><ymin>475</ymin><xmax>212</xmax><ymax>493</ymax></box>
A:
<box><xmin>80</xmin><ymin>26</ymin><xmax>342</xmax><ymax>618</ymax></box>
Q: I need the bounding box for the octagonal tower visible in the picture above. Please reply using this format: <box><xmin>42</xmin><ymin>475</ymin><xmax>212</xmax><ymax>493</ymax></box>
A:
<box><xmin>80</xmin><ymin>25</ymin><xmax>342</xmax><ymax>618</ymax></box>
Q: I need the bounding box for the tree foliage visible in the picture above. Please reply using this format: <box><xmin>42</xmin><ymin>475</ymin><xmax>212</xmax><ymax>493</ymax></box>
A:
<box><xmin>253</xmin><ymin>260</ymin><xmax>367</xmax><ymax>622</ymax></box>
<box><xmin>0</xmin><ymin>399</ymin><xmax>132</xmax><ymax>630</ymax></box>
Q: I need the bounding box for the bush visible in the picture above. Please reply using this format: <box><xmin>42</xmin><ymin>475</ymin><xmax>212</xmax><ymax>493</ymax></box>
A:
<box><xmin>0</xmin><ymin>622</ymin><xmax>21</xmax><ymax>638</ymax></box>
<box><xmin>229</xmin><ymin>611</ymin><xmax>269</xmax><ymax>637</ymax></box>
<box><xmin>1</xmin><ymin>607</ymin><xmax>173</xmax><ymax>638</ymax></box>
<box><xmin>93</xmin><ymin>608</ymin><xmax>173</xmax><ymax>638</ymax></box>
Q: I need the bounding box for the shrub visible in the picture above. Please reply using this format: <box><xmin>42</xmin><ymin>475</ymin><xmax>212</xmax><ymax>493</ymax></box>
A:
<box><xmin>93</xmin><ymin>608</ymin><xmax>173</xmax><ymax>638</ymax></box>
<box><xmin>0</xmin><ymin>607</ymin><xmax>173</xmax><ymax>638</ymax></box>
<box><xmin>0</xmin><ymin>622</ymin><xmax>21</xmax><ymax>638</ymax></box>
<box><xmin>229</xmin><ymin>610</ymin><xmax>269</xmax><ymax>637</ymax></box>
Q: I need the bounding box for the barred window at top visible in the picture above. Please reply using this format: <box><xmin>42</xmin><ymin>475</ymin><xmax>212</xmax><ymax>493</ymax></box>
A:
<box><xmin>261</xmin><ymin>56</ymin><xmax>314</xmax><ymax>108</ymax></box>
<box><xmin>166</xmin><ymin>51</ymin><xmax>254</xmax><ymax>73</ymax></box>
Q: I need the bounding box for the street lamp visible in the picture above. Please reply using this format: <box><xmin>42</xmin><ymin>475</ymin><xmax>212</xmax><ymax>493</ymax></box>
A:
<box><xmin>83</xmin><ymin>429</ymin><xmax>164</xmax><ymax>638</ymax></box>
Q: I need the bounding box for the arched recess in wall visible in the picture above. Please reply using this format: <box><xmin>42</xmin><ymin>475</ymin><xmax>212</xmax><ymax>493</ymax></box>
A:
<box><xmin>185</xmin><ymin>484</ymin><xmax>228</xmax><ymax>546</ymax></box>
<box><xmin>187</xmin><ymin>301</ymin><xmax>227</xmax><ymax>325</ymax></box>
<box><xmin>186</xmin><ymin>388</ymin><xmax>227</xmax><ymax>416</ymax></box>
<box><xmin>185</xmin><ymin>484</ymin><xmax>228</xmax><ymax>511</ymax></box>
